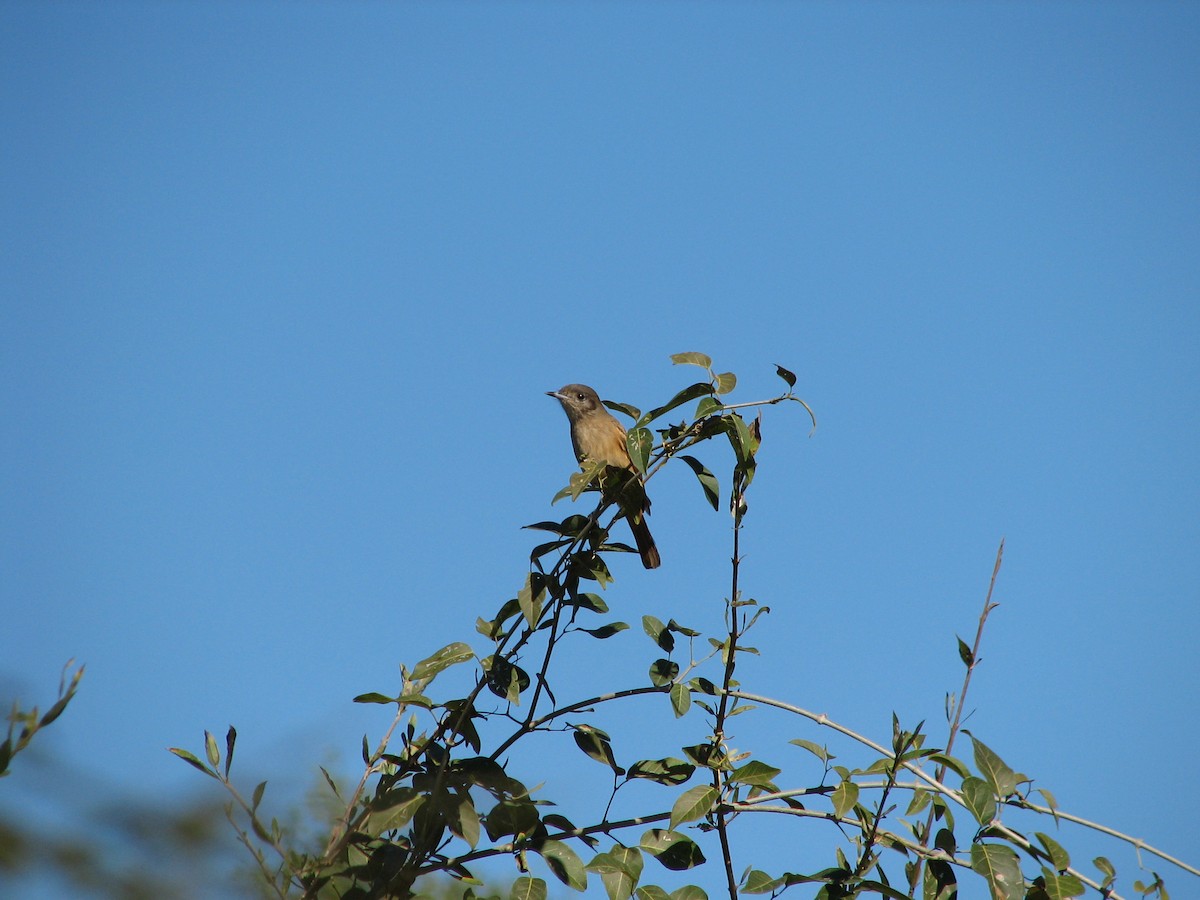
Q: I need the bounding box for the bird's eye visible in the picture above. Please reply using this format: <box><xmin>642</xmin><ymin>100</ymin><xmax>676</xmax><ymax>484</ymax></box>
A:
<box><xmin>576</xmin><ymin>393</ymin><xmax>586</xmax><ymax>401</ymax></box>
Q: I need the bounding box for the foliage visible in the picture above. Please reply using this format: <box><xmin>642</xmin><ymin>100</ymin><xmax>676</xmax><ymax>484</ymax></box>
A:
<box><xmin>2</xmin><ymin>660</ymin><xmax>83</xmax><ymax>779</ymax></box>
<box><xmin>172</xmin><ymin>354</ymin><xmax>1194</xmax><ymax>900</ymax></box>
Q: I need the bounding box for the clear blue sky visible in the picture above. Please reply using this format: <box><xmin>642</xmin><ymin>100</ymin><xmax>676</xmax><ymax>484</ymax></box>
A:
<box><xmin>2</xmin><ymin>3</ymin><xmax>1197</xmax><ymax>897</ymax></box>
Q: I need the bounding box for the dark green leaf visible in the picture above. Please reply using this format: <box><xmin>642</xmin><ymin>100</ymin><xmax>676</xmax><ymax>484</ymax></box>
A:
<box><xmin>579</xmin><ymin>622</ymin><xmax>629</xmax><ymax>639</ymax></box>
<box><xmin>224</xmin><ymin>726</ymin><xmax>236</xmax><ymax>779</ymax></box>
<box><xmin>641</xmin><ymin>382</ymin><xmax>716</xmax><ymax>425</ymax></box>
<box><xmin>353</xmin><ymin>692</ymin><xmax>395</xmax><ymax>705</ymax></box>
<box><xmin>627</xmin><ymin>757</ymin><xmax>695</xmax><ymax>785</ymax></box>
<box><xmin>957</xmin><ymin>636</ymin><xmax>974</xmax><ymax>666</ymax></box>
<box><xmin>642</xmin><ymin>615</ymin><xmax>674</xmax><ymax>651</ymax></box>
<box><xmin>539</xmin><ymin>840</ymin><xmax>587</xmax><ymax>890</ymax></box>
<box><xmin>639</xmin><ymin>828</ymin><xmax>705</xmax><ymax>870</ymax></box>
<box><xmin>679</xmin><ymin>456</ymin><xmax>719</xmax><ymax>510</ymax></box>
<box><xmin>649</xmin><ymin>658</ymin><xmax>678</xmax><ymax>687</ymax></box>
<box><xmin>573</xmin><ymin>725</ymin><xmax>623</xmax><ymax>774</ymax></box>
<box><xmin>1035</xmin><ymin>832</ymin><xmax>1071</xmax><ymax>872</ymax></box>
<box><xmin>484</xmin><ymin>798</ymin><xmax>540</xmax><ymax>841</ymax></box>
<box><xmin>604</xmin><ymin>400</ymin><xmax>641</xmax><ymax>421</ymax></box>
<box><xmin>926</xmin><ymin>752</ymin><xmax>970</xmax><ymax>779</ymax></box>
<box><xmin>774</xmin><ymin>364</ymin><xmax>797</xmax><ymax>389</ymax></box>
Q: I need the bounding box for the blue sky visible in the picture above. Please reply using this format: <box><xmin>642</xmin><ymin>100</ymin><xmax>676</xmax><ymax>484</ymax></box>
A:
<box><xmin>2</xmin><ymin>2</ymin><xmax>1197</xmax><ymax>897</ymax></box>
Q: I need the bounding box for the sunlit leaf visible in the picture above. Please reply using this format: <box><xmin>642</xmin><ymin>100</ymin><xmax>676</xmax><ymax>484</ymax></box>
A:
<box><xmin>669</xmin><ymin>785</ymin><xmax>717</xmax><ymax>830</ymax></box>
<box><xmin>961</xmin><ymin>776</ymin><xmax>997</xmax><ymax>825</ymax></box>
<box><xmin>639</xmin><ymin>829</ymin><xmax>705</xmax><ymax>870</ymax></box>
<box><xmin>670</xmin><ymin>351</ymin><xmax>712</xmax><ymax>369</ymax></box>
<box><xmin>970</xmin><ymin>843</ymin><xmax>1022</xmax><ymax>900</ymax></box>
<box><xmin>669</xmin><ymin>683</ymin><xmax>691</xmax><ymax>718</ymax></box>
<box><xmin>539</xmin><ymin>840</ymin><xmax>586</xmax><ymax>890</ymax></box>
<box><xmin>412</xmin><ymin>642</ymin><xmax>476</xmax><ymax>681</ymax></box>
<box><xmin>730</xmin><ymin>760</ymin><xmax>781</xmax><ymax>787</ymax></box>
<box><xmin>713</xmin><ymin>372</ymin><xmax>736</xmax><ymax>394</ymax></box>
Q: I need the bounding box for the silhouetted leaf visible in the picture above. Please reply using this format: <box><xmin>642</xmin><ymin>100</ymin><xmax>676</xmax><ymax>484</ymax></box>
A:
<box><xmin>774</xmin><ymin>364</ymin><xmax>797</xmax><ymax>389</ymax></box>
<box><xmin>627</xmin><ymin>757</ymin><xmax>695</xmax><ymax>785</ymax></box>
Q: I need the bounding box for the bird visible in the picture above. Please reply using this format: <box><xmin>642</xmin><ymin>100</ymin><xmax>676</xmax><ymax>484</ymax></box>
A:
<box><xmin>547</xmin><ymin>384</ymin><xmax>661</xmax><ymax>569</ymax></box>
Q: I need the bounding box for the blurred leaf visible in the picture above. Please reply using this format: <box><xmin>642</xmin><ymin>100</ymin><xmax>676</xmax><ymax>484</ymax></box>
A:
<box><xmin>204</xmin><ymin>731</ymin><xmax>219</xmax><ymax>769</ymax></box>
<box><xmin>627</xmin><ymin>758</ymin><xmax>695</xmax><ymax>786</ymax></box>
<box><xmin>970</xmin><ymin>843</ymin><xmax>1023</xmax><ymax>900</ymax></box>
<box><xmin>669</xmin><ymin>683</ymin><xmax>691</xmax><ymax>718</ymax></box>
<box><xmin>649</xmin><ymin>659</ymin><xmax>678</xmax><ymax>687</ymax></box>
<box><xmin>774</xmin><ymin>364</ymin><xmax>797</xmax><ymax>389</ymax></box>
<box><xmin>679</xmin><ymin>456</ymin><xmax>719</xmax><ymax>510</ymax></box>
<box><xmin>539</xmin><ymin>840</ymin><xmax>587</xmax><ymax>890</ymax></box>
<box><xmin>713</xmin><ymin>372</ymin><xmax>736</xmax><ymax>394</ymax></box>
<box><xmin>639</xmin><ymin>829</ymin><xmax>705</xmax><ymax>870</ymax></box>
<box><xmin>168</xmin><ymin>747</ymin><xmax>217</xmax><ymax>779</ymax></box>
<box><xmin>412</xmin><ymin>642</ymin><xmax>475</xmax><ymax>681</ymax></box>
<box><xmin>251</xmin><ymin>780</ymin><xmax>267</xmax><ymax>811</ymax></box>
<box><xmin>669</xmin><ymin>785</ymin><xmax>717</xmax><ymax>829</ymax></box>
<box><xmin>730</xmin><ymin>760</ymin><xmax>781</xmax><ymax>787</ymax></box>
<box><xmin>224</xmin><ymin>726</ymin><xmax>236</xmax><ymax>779</ymax></box>
<box><xmin>510</xmin><ymin>875</ymin><xmax>548</xmax><ymax>900</ymax></box>
<box><xmin>1093</xmin><ymin>857</ymin><xmax>1116</xmax><ymax>889</ymax></box>
<box><xmin>957</xmin><ymin>636</ymin><xmax>974</xmax><ymax>666</ymax></box>
<box><xmin>670</xmin><ymin>351</ymin><xmax>712</xmax><ymax>369</ymax></box>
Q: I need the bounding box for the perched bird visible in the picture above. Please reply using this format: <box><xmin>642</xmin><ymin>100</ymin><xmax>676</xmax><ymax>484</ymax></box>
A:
<box><xmin>547</xmin><ymin>384</ymin><xmax>661</xmax><ymax>569</ymax></box>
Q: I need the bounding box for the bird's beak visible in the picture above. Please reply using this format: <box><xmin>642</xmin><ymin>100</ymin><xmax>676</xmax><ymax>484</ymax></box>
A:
<box><xmin>546</xmin><ymin>390</ymin><xmax>563</xmax><ymax>400</ymax></box>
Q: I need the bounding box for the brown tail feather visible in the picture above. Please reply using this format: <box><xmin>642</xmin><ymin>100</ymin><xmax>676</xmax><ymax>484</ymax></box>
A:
<box><xmin>628</xmin><ymin>514</ymin><xmax>660</xmax><ymax>569</ymax></box>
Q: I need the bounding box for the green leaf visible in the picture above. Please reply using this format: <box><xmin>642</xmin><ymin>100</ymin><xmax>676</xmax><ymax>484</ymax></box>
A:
<box><xmin>518</xmin><ymin>574</ymin><xmax>546</xmax><ymax>629</ymax></box>
<box><xmin>713</xmin><ymin>372</ymin><xmax>736</xmax><ymax>394</ymax></box>
<box><xmin>484</xmin><ymin>798</ymin><xmax>541</xmax><ymax>841</ymax></box>
<box><xmin>970</xmin><ymin>843</ymin><xmax>1023</xmax><ymax>900</ymax></box>
<box><xmin>670</xmin><ymin>351</ymin><xmax>712</xmax><ymax>370</ymax></box>
<box><xmin>353</xmin><ymin>692</ymin><xmax>395</xmax><ymax>704</ymax></box>
<box><xmin>774</xmin><ymin>364</ymin><xmax>797</xmax><ymax>389</ymax></box>
<box><xmin>204</xmin><ymin>730</ymin><xmax>220</xmax><ymax>768</ymax></box>
<box><xmin>1092</xmin><ymin>857</ymin><xmax>1116</xmax><ymax>889</ymax></box>
<box><xmin>642</xmin><ymin>615</ymin><xmax>674</xmax><ymax>651</ymax></box>
<box><xmin>961</xmin><ymin>775</ymin><xmax>997</xmax><ymax>825</ymax></box>
<box><xmin>669</xmin><ymin>682</ymin><xmax>691</xmax><ymax>718</ymax></box>
<box><xmin>168</xmin><ymin>747</ymin><xmax>217</xmax><ymax>779</ymax></box>
<box><xmin>1037</xmin><ymin>868</ymin><xmax>1085</xmax><ymax>899</ymax></box>
<box><xmin>926</xmin><ymin>752</ymin><xmax>970</xmax><ymax>779</ymax></box>
<box><xmin>412</xmin><ymin>642</ymin><xmax>475</xmax><ymax>681</ymax></box>
<box><xmin>669</xmin><ymin>887</ymin><xmax>707</xmax><ymax>900</ymax></box>
<box><xmin>579</xmin><ymin>622</ymin><xmax>629</xmax><ymax>639</ymax></box>
<box><xmin>626</xmin><ymin>427</ymin><xmax>654</xmax><ymax>475</ymax></box>
<box><xmin>510</xmin><ymin>876</ymin><xmax>548</xmax><ymax>900</ymax></box>
<box><xmin>649</xmin><ymin>659</ymin><xmax>678</xmax><ymax>687</ymax></box>
<box><xmin>587</xmin><ymin>845</ymin><xmax>644</xmax><ymax>900</ymax></box>
<box><xmin>626</xmin><ymin>758</ymin><xmax>695</xmax><ymax>785</ymax></box>
<box><xmin>251</xmin><ymin>780</ymin><xmax>267</xmax><ymax>811</ymax></box>
<box><xmin>669</xmin><ymin>785</ymin><xmax>717</xmax><ymax>829</ymax></box>
<box><xmin>971</xmin><ymin>736</ymin><xmax>1018</xmax><ymax>798</ymax></box>
<box><xmin>1035</xmin><ymin>832</ymin><xmax>1071</xmax><ymax>872</ymax></box>
<box><xmin>539</xmin><ymin>840</ymin><xmax>587</xmax><ymax>890</ymax></box>
<box><xmin>639</xmin><ymin>828</ymin><xmax>705</xmax><ymax>870</ymax></box>
<box><xmin>636</xmin><ymin>888</ymin><xmax>670</xmax><ymax>900</ymax></box>
<box><xmin>830</xmin><ymin>778</ymin><xmax>859</xmax><ymax>819</ymax></box>
<box><xmin>366</xmin><ymin>788</ymin><xmax>423</xmax><ymax>835</ymax></box>
<box><xmin>679</xmin><ymin>456</ymin><xmax>719</xmax><ymax>510</ymax></box>
<box><xmin>729</xmin><ymin>760</ymin><xmax>782</xmax><ymax>787</ymax></box>
<box><xmin>957</xmin><ymin>636</ymin><xmax>974</xmax><ymax>666</ymax></box>
<box><xmin>641</xmin><ymin>382</ymin><xmax>716</xmax><ymax>425</ymax></box>
<box><xmin>604</xmin><ymin>400</ymin><xmax>641</xmax><ymax>421</ymax></box>
<box><xmin>454</xmin><ymin>794</ymin><xmax>481</xmax><ymax>849</ymax></box>
<box><xmin>695</xmin><ymin>397</ymin><xmax>722</xmax><ymax>418</ymax></box>
<box><xmin>789</xmin><ymin>738</ymin><xmax>831</xmax><ymax>764</ymax></box>
<box><xmin>573</xmin><ymin>725</ymin><xmax>623</xmax><ymax>774</ymax></box>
